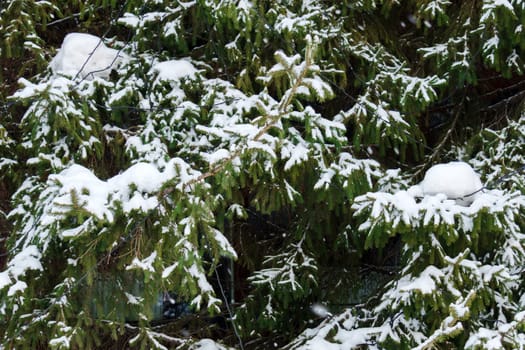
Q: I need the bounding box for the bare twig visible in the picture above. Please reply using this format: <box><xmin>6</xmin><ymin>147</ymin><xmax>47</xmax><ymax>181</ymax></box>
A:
<box><xmin>414</xmin><ymin>94</ymin><xmax>465</xmax><ymax>178</ymax></box>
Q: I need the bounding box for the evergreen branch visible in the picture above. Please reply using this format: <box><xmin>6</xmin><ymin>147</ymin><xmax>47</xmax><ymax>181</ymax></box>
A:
<box><xmin>6</xmin><ymin>1</ymin><xmax>525</xmax><ymax>348</ymax></box>
<box><xmin>414</xmin><ymin>291</ymin><xmax>476</xmax><ymax>350</ymax></box>
<box><xmin>161</xmin><ymin>44</ymin><xmax>316</xmax><ymax>197</ymax></box>
<box><xmin>414</xmin><ymin>322</ymin><xmax>463</xmax><ymax>350</ymax></box>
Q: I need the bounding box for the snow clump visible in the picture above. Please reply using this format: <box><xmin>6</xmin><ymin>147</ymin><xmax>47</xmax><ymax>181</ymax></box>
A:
<box><xmin>416</xmin><ymin>161</ymin><xmax>484</xmax><ymax>206</ymax></box>
<box><xmin>152</xmin><ymin>60</ymin><xmax>199</xmax><ymax>82</ymax></box>
<box><xmin>310</xmin><ymin>303</ymin><xmax>332</xmax><ymax>318</ymax></box>
<box><xmin>50</xmin><ymin>32</ymin><xmax>124</xmax><ymax>79</ymax></box>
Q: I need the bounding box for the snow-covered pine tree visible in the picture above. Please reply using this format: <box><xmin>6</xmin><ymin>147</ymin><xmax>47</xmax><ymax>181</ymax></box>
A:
<box><xmin>1</xmin><ymin>0</ymin><xmax>525</xmax><ymax>349</ymax></box>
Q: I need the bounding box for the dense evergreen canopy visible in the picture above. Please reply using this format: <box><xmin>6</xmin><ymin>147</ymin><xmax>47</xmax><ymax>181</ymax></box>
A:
<box><xmin>1</xmin><ymin>0</ymin><xmax>525</xmax><ymax>349</ymax></box>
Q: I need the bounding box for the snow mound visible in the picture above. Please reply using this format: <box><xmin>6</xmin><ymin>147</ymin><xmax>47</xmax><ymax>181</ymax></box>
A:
<box><xmin>50</xmin><ymin>33</ymin><xmax>124</xmax><ymax>79</ymax></box>
<box><xmin>420</xmin><ymin>161</ymin><xmax>483</xmax><ymax>205</ymax></box>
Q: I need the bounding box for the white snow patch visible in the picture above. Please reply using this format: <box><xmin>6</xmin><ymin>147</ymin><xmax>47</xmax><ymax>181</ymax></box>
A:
<box><xmin>110</xmin><ymin>162</ymin><xmax>167</xmax><ymax>194</ymax></box>
<box><xmin>465</xmin><ymin>328</ymin><xmax>503</xmax><ymax>350</ymax></box>
<box><xmin>8</xmin><ymin>245</ymin><xmax>43</xmax><ymax>278</ymax></box>
<box><xmin>202</xmin><ymin>149</ymin><xmax>230</xmax><ymax>165</ymax></box>
<box><xmin>125</xmin><ymin>292</ymin><xmax>143</xmax><ymax>305</ymax></box>
<box><xmin>123</xmin><ymin>193</ymin><xmax>158</xmax><ymax>213</ymax></box>
<box><xmin>400</xmin><ymin>265</ymin><xmax>444</xmax><ymax>295</ymax></box>
<box><xmin>152</xmin><ymin>60</ymin><xmax>198</xmax><ymax>81</ymax></box>
<box><xmin>210</xmin><ymin>228</ymin><xmax>238</xmax><ymax>259</ymax></box>
<box><xmin>189</xmin><ymin>338</ymin><xmax>232</xmax><ymax>350</ymax></box>
<box><xmin>7</xmin><ymin>280</ymin><xmax>28</xmax><ymax>296</ymax></box>
<box><xmin>420</xmin><ymin>161</ymin><xmax>483</xmax><ymax>205</ymax></box>
<box><xmin>391</xmin><ymin>190</ymin><xmax>419</xmax><ymax>224</ymax></box>
<box><xmin>407</xmin><ymin>184</ymin><xmax>423</xmax><ymax>198</ymax></box>
<box><xmin>187</xmin><ymin>264</ymin><xmax>214</xmax><ymax>294</ymax></box>
<box><xmin>301</xmin><ymin>337</ymin><xmax>342</xmax><ymax>350</ymax></box>
<box><xmin>284</xmin><ymin>142</ymin><xmax>309</xmax><ymax>171</ymax></box>
<box><xmin>314</xmin><ymin>168</ymin><xmax>336</xmax><ymax>190</ymax></box>
<box><xmin>49</xmin><ymin>336</ymin><xmax>71</xmax><ymax>348</ymax></box>
<box><xmin>126</xmin><ymin>251</ymin><xmax>157</xmax><ymax>274</ymax></box>
<box><xmin>46</xmin><ymin>164</ymin><xmax>112</xmax><ymax>221</ymax></box>
<box><xmin>162</xmin><ymin>263</ymin><xmax>178</xmax><ymax>279</ymax></box>
<box><xmin>0</xmin><ymin>271</ymin><xmax>11</xmax><ymax>290</ymax></box>
<box><xmin>310</xmin><ymin>303</ymin><xmax>331</xmax><ymax>318</ymax></box>
<box><xmin>50</xmin><ymin>33</ymin><xmax>125</xmax><ymax>79</ymax></box>
<box><xmin>46</xmin><ymin>160</ymin><xmax>189</xmax><ymax>224</ymax></box>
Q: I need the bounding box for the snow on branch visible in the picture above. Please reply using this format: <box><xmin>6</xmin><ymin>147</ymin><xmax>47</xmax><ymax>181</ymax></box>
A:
<box><xmin>0</xmin><ymin>245</ymin><xmax>42</xmax><ymax>293</ymax></box>
<box><xmin>314</xmin><ymin>152</ymin><xmax>381</xmax><ymax>192</ymax></box>
<box><xmin>163</xmin><ymin>39</ymin><xmax>333</xmax><ymax>195</ymax></box>
<box><xmin>250</xmin><ymin>235</ymin><xmax>317</xmax><ymax>293</ymax></box>
<box><xmin>353</xmin><ymin>161</ymin><xmax>525</xmax><ymax>247</ymax></box>
<box><xmin>44</xmin><ymin>159</ymin><xmax>203</xmax><ymax>225</ymax></box>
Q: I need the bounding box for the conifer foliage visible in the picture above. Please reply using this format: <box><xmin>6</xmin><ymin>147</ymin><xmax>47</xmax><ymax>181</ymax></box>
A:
<box><xmin>1</xmin><ymin>0</ymin><xmax>525</xmax><ymax>349</ymax></box>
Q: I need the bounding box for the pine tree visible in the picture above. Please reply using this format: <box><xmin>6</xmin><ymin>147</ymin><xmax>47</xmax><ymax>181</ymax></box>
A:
<box><xmin>1</xmin><ymin>1</ymin><xmax>525</xmax><ymax>349</ymax></box>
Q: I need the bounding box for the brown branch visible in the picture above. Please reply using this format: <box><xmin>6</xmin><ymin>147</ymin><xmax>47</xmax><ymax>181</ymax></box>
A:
<box><xmin>479</xmin><ymin>89</ymin><xmax>525</xmax><ymax>114</ymax></box>
<box><xmin>415</xmin><ymin>95</ymin><xmax>465</xmax><ymax>178</ymax></box>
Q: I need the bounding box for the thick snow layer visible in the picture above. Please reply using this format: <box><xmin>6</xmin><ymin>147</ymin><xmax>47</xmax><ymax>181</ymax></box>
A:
<box><xmin>420</xmin><ymin>161</ymin><xmax>483</xmax><ymax>205</ymax></box>
<box><xmin>41</xmin><ymin>158</ymin><xmax>202</xmax><ymax>230</ymax></box>
<box><xmin>8</xmin><ymin>245</ymin><xmax>43</xmax><ymax>277</ymax></box>
<box><xmin>50</xmin><ymin>33</ymin><xmax>123</xmax><ymax>79</ymax></box>
<box><xmin>152</xmin><ymin>60</ymin><xmax>198</xmax><ymax>81</ymax></box>
<box><xmin>0</xmin><ymin>245</ymin><xmax>43</xmax><ymax>294</ymax></box>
